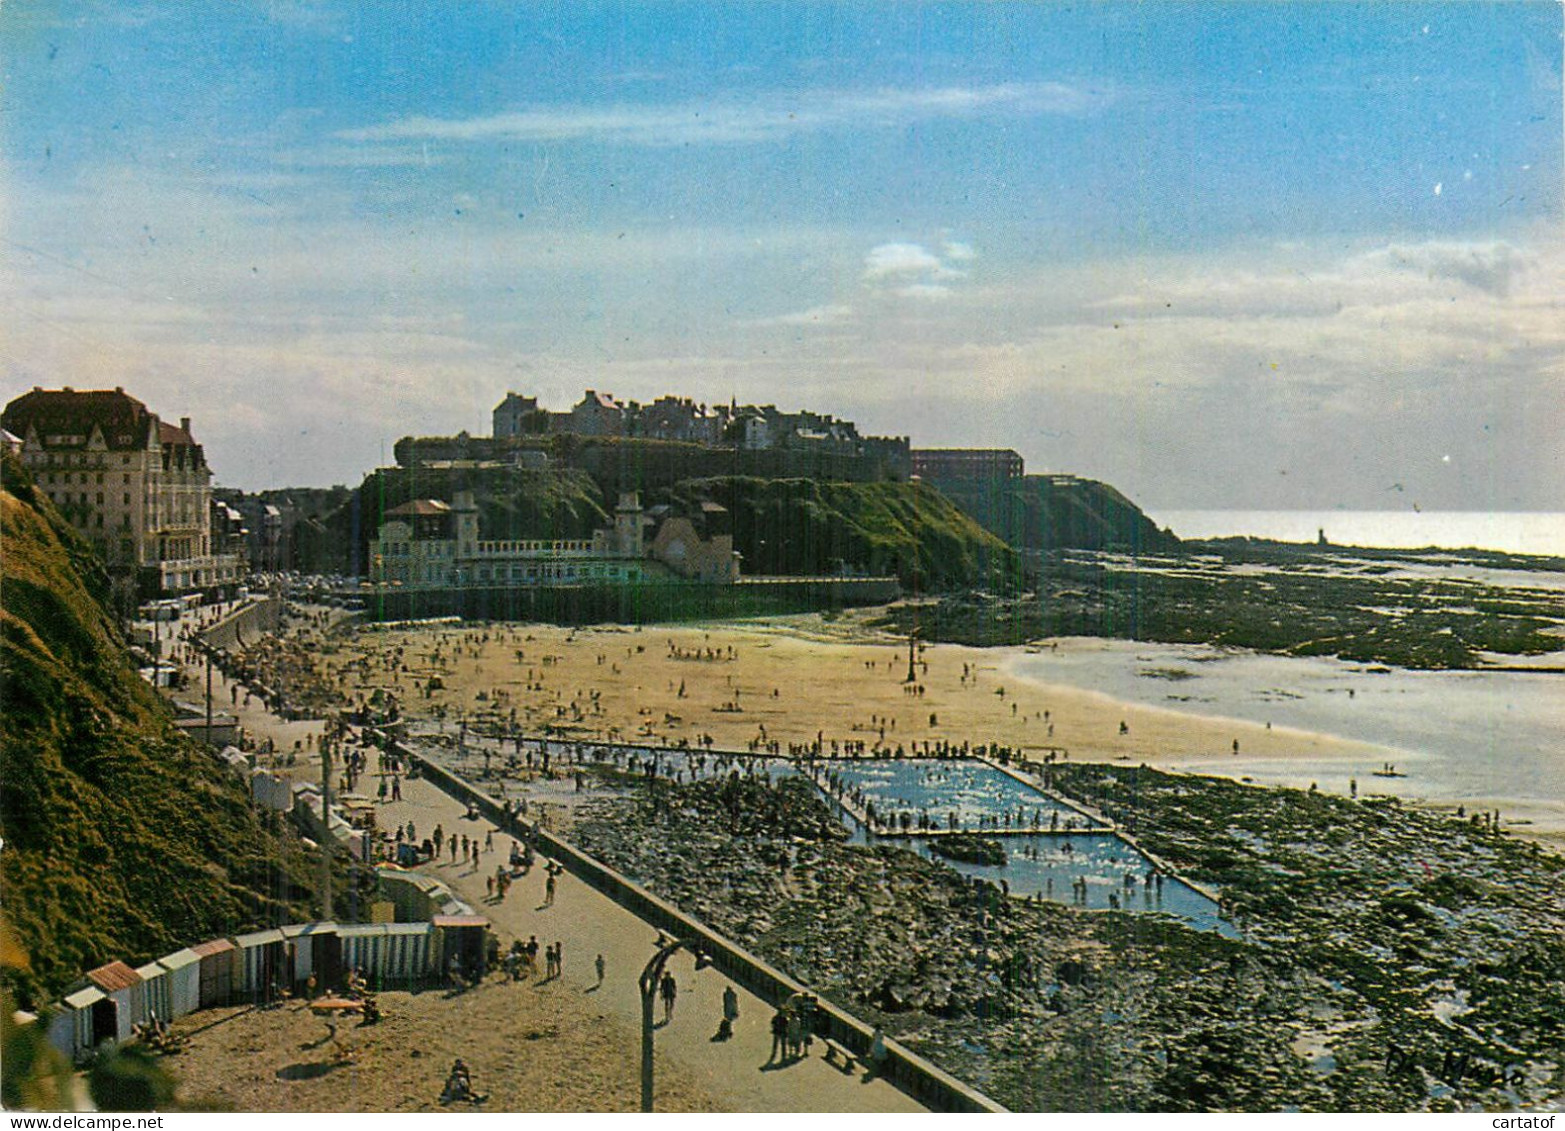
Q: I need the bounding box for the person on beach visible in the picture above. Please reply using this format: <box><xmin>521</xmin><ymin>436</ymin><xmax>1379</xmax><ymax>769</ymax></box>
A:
<box><xmin>594</xmin><ymin>953</ymin><xmax>606</xmax><ymax>988</ymax></box>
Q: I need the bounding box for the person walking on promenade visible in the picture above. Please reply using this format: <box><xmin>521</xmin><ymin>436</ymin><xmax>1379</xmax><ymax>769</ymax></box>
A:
<box><xmin>767</xmin><ymin>1008</ymin><xmax>788</xmax><ymax>1065</ymax></box>
<box><xmin>594</xmin><ymin>953</ymin><xmax>606</xmax><ymax>989</ymax></box>
<box><xmin>545</xmin><ymin>872</ymin><xmax>557</xmax><ymax>907</ymax></box>
<box><xmin>659</xmin><ymin>970</ymin><xmax>677</xmax><ymax>1023</ymax></box>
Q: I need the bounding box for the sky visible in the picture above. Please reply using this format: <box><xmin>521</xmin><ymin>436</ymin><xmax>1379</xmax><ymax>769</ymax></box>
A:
<box><xmin>2</xmin><ymin>1</ymin><xmax>1561</xmax><ymax>510</ymax></box>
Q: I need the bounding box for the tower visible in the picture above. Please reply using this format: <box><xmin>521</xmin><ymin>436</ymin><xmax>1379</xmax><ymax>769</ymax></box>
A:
<box><xmin>615</xmin><ymin>492</ymin><xmax>644</xmax><ymax>557</ymax></box>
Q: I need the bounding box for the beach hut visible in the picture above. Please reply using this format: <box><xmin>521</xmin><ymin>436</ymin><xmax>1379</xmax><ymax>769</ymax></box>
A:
<box><xmin>234</xmin><ymin>928</ymin><xmax>289</xmax><ymax>1001</ymax></box>
<box><xmin>48</xmin><ymin>985</ymin><xmax>107</xmax><ymax>1061</ymax></box>
<box><xmin>338</xmin><ymin>922</ymin><xmax>436</xmax><ymax>986</ymax></box>
<box><xmin>279</xmin><ymin>922</ymin><xmax>342</xmax><ymax>991</ymax></box>
<box><xmin>84</xmin><ymin>962</ymin><xmax>142</xmax><ymax>1043</ymax></box>
<box><xmin>155</xmin><ymin>948</ymin><xmax>203</xmax><ymax>1018</ymax></box>
<box><xmin>191</xmin><ymin>937</ymin><xmax>237</xmax><ymax>1008</ymax></box>
<box><xmin>133</xmin><ymin>961</ymin><xmax>171</xmax><ymax>1029</ymax></box>
<box><xmin>432</xmin><ymin>915</ymin><xmax>490</xmax><ymax>980</ymax></box>
<box><xmin>376</xmin><ymin>868</ymin><xmax>459</xmax><ymax>922</ymax></box>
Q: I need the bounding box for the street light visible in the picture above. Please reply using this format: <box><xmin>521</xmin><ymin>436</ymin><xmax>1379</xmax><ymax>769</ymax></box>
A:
<box><xmin>638</xmin><ymin>936</ymin><xmax>714</xmax><ymax>1112</ymax></box>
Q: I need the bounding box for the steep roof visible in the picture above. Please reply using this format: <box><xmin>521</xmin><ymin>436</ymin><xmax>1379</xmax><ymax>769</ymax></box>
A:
<box><xmin>86</xmin><ymin>960</ymin><xmax>143</xmax><ymax>993</ymax></box>
<box><xmin>1</xmin><ymin>387</ymin><xmax>157</xmax><ymax>451</ymax></box>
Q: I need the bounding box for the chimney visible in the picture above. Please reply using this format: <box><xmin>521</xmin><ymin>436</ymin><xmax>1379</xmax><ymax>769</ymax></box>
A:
<box><xmin>115</xmin><ymin>386</ymin><xmax>124</xmax><ymax>394</ymax></box>
<box><xmin>180</xmin><ymin>416</ymin><xmax>191</xmax><ymax>435</ymax></box>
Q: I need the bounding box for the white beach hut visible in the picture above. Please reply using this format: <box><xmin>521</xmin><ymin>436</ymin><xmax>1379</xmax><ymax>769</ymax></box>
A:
<box><xmin>155</xmin><ymin>947</ymin><xmax>203</xmax><ymax>1018</ymax></box>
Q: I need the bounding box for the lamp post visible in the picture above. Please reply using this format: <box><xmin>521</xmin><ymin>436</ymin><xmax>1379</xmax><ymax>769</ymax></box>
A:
<box><xmin>638</xmin><ymin>937</ymin><xmax>712</xmax><ymax>1112</ymax></box>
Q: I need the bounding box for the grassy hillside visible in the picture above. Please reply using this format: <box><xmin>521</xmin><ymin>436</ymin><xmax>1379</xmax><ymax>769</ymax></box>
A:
<box><xmin>932</xmin><ymin>474</ymin><xmax>1179</xmax><ymax>555</ymax></box>
<box><xmin>303</xmin><ymin>463</ymin><xmax>610</xmax><ymax>575</ymax></box>
<box><xmin>0</xmin><ymin>454</ymin><xmax>318</xmax><ymax>1007</ymax></box>
<box><xmin>663</xmin><ymin>477</ymin><xmax>1018</xmax><ymax>589</ymax></box>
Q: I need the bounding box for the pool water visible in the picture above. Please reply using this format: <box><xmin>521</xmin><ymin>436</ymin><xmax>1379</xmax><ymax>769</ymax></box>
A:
<box><xmin>823</xmin><ymin>758</ymin><xmax>1101</xmax><ymax>832</ymax></box>
<box><xmin>823</xmin><ymin>758</ymin><xmax>1234</xmax><ymax>935</ymax></box>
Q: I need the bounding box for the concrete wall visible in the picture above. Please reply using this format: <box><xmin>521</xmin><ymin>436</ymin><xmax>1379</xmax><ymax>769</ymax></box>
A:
<box><xmin>360</xmin><ymin>576</ymin><xmax>898</xmax><ymax>626</ymax></box>
<box><xmin>199</xmin><ymin>597</ymin><xmax>284</xmax><ymax>651</ymax></box>
<box><xmin>404</xmin><ymin>745</ymin><xmax>1004</xmax><ymax>1113</ymax></box>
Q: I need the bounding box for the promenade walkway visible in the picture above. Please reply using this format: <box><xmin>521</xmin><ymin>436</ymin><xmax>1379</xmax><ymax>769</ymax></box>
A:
<box><xmin>170</xmin><ymin>621</ymin><xmax>926</xmax><ymax>1112</ymax></box>
<box><xmin>375</xmin><ymin>779</ymin><xmax>926</xmax><ymax>1112</ymax></box>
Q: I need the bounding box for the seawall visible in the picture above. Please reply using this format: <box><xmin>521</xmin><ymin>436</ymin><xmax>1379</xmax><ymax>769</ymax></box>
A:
<box><xmin>399</xmin><ymin>741</ymin><xmax>1004</xmax><ymax>1113</ymax></box>
<box><xmin>359</xmin><ymin>577</ymin><xmax>899</xmax><ymax>625</ymax></box>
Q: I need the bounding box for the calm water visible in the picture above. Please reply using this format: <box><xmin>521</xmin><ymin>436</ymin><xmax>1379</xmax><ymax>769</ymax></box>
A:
<box><xmin>826</xmin><ymin>759</ymin><xmax>1232</xmax><ymax>934</ymax></box>
<box><xmin>1150</xmin><ymin>510</ymin><xmax>1565</xmax><ymax>557</ymax></box>
<box><xmin>1009</xmin><ymin>643</ymin><xmax>1565</xmax><ymax>828</ymax></box>
<box><xmin>823</xmin><ymin>757</ymin><xmax>1101</xmax><ymax>831</ymax></box>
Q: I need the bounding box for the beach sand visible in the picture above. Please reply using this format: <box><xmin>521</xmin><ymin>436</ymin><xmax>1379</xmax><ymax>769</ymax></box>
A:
<box><xmin>323</xmin><ymin>615</ymin><xmax>1397</xmax><ymax>770</ymax></box>
<box><xmin>169</xmin><ymin>976</ymin><xmax>722</xmax><ymax>1113</ymax></box>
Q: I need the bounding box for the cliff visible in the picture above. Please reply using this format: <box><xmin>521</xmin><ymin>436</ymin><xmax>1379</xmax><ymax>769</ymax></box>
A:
<box><xmin>930</xmin><ymin>474</ymin><xmax>1178</xmax><ymax>556</ymax></box>
<box><xmin>301</xmin><ymin>465</ymin><xmax>1013</xmax><ymax>590</ymax></box>
<box><xmin>662</xmin><ymin>477</ymin><xmax>1017</xmax><ymax>589</ymax></box>
<box><xmin>0</xmin><ymin>453</ymin><xmax>318</xmax><ymax>1006</ymax></box>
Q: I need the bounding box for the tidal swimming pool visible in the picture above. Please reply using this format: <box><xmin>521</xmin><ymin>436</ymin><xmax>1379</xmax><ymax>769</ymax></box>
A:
<box><xmin>822</xmin><ymin>758</ymin><xmax>1234</xmax><ymax>935</ymax></box>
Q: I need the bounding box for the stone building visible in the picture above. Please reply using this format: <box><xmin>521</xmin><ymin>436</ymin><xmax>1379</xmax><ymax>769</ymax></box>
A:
<box><xmin>370</xmin><ymin>490</ymin><xmax>738</xmax><ymax>588</ymax></box>
<box><xmin>2</xmin><ymin>386</ymin><xmax>245</xmax><ymax>607</ymax></box>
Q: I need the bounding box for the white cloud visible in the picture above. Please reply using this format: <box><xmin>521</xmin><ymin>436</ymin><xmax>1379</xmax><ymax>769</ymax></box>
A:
<box><xmin>896</xmin><ymin>283</ymin><xmax>953</xmax><ymax>300</ymax></box>
<box><xmin>337</xmin><ymin>81</ymin><xmax>1102</xmax><ymax>149</ymax></box>
<box><xmin>862</xmin><ymin>242</ymin><xmax>944</xmax><ymax>280</ymax></box>
<box><xmin>860</xmin><ymin>238</ymin><xmax>975</xmax><ymax>302</ymax></box>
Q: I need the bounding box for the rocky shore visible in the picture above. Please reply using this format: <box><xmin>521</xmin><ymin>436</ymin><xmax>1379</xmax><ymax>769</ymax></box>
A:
<box><xmin>572</xmin><ymin>766</ymin><xmax>1564</xmax><ymax>1112</ymax></box>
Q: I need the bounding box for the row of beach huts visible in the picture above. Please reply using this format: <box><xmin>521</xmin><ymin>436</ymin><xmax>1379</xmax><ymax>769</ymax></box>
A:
<box><xmin>47</xmin><ymin>869</ymin><xmax>486</xmax><ymax>1064</ymax></box>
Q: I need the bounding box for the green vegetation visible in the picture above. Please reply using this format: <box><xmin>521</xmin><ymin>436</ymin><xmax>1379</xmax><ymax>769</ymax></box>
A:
<box><xmin>932</xmin><ymin>474</ymin><xmax>1179</xmax><ymax>555</ymax></box>
<box><xmin>301</xmin><ymin>463</ymin><xmax>611</xmax><ymax>575</ymax></box>
<box><xmin>663</xmin><ymin>477</ymin><xmax>1017</xmax><ymax>588</ymax></box>
<box><xmin>300</xmin><ymin>466</ymin><xmax>1015</xmax><ymax>591</ymax></box>
<box><xmin>0</xmin><ymin>453</ymin><xmax>319</xmax><ymax>1007</ymax></box>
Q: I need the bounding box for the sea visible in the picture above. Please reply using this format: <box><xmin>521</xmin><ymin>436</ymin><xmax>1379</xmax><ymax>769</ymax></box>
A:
<box><xmin>1014</xmin><ymin>508</ymin><xmax>1565</xmax><ymax>836</ymax></box>
<box><xmin>1148</xmin><ymin>510</ymin><xmax>1565</xmax><ymax>558</ymax></box>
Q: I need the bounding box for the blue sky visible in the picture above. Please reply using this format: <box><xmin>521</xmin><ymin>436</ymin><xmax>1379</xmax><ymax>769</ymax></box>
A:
<box><xmin>3</xmin><ymin>1</ymin><xmax>1561</xmax><ymax>509</ymax></box>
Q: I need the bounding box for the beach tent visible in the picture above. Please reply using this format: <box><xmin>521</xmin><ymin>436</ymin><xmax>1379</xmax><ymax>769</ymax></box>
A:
<box><xmin>234</xmin><ymin>928</ymin><xmax>289</xmax><ymax>1000</ymax></box>
<box><xmin>84</xmin><ymin>962</ymin><xmax>142</xmax><ymax>1043</ymax></box>
<box><xmin>155</xmin><ymin>948</ymin><xmax>202</xmax><ymax>1018</ymax></box>
<box><xmin>191</xmin><ymin>937</ymin><xmax>237</xmax><ymax>1008</ymax></box>
<box><xmin>280</xmin><ymin>922</ymin><xmax>342</xmax><ymax>991</ymax></box>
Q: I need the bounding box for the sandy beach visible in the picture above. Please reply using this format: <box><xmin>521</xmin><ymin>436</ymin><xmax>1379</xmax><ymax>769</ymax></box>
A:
<box><xmin>319</xmin><ymin>615</ymin><xmax>1396</xmax><ymax>772</ymax></box>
